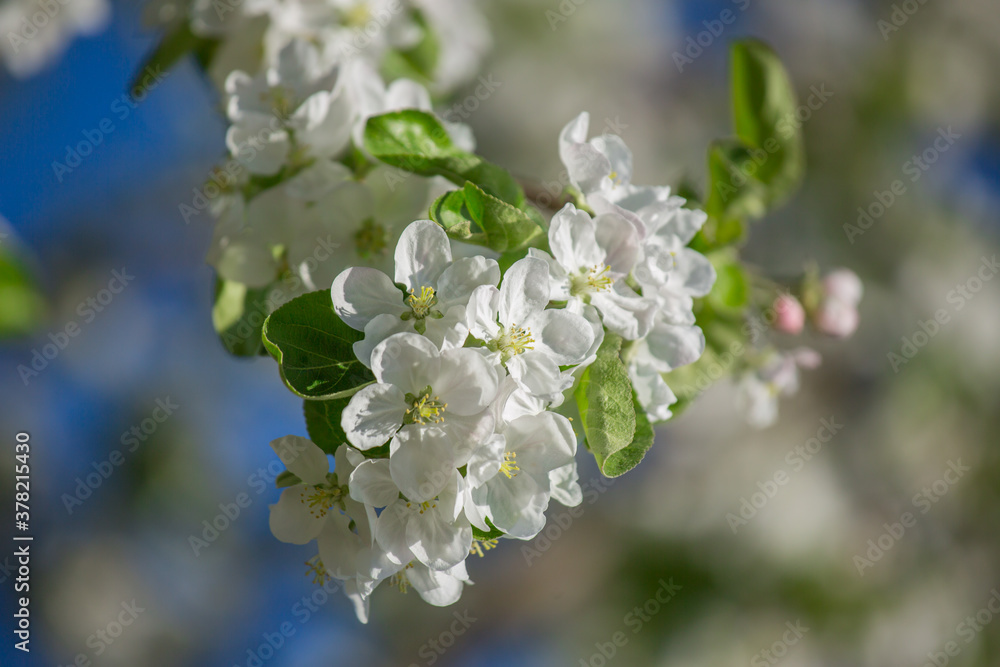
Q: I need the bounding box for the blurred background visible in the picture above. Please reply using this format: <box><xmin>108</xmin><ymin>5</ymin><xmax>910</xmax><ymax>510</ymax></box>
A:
<box><xmin>1</xmin><ymin>0</ymin><xmax>999</xmax><ymax>665</ymax></box>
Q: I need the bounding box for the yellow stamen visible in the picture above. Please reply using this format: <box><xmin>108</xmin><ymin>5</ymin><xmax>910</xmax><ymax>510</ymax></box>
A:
<box><xmin>570</xmin><ymin>264</ymin><xmax>614</xmax><ymax>297</ymax></box>
<box><xmin>492</xmin><ymin>323</ymin><xmax>535</xmax><ymax>363</ymax></box>
<box><xmin>404</xmin><ymin>391</ymin><xmax>447</xmax><ymax>425</ymax></box>
<box><xmin>470</xmin><ymin>539</ymin><xmax>499</xmax><ymax>557</ymax></box>
<box><xmin>406</xmin><ymin>286</ymin><xmax>437</xmax><ymax>319</ymax></box>
<box><xmin>300</xmin><ymin>485</ymin><xmax>343</xmax><ymax>518</ymax></box>
<box><xmin>305</xmin><ymin>556</ymin><xmax>330</xmax><ymax>585</ymax></box>
<box><xmin>499</xmin><ymin>451</ymin><xmax>520</xmax><ymax>479</ymax></box>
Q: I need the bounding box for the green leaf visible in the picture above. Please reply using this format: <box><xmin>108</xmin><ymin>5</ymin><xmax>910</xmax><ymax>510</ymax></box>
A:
<box><xmin>730</xmin><ymin>39</ymin><xmax>804</xmax><ymax>207</ymax></box>
<box><xmin>276</xmin><ymin>471</ymin><xmax>302</xmax><ymax>488</ymax></box>
<box><xmin>303</xmin><ymin>397</ymin><xmax>350</xmax><ymax>456</ymax></box>
<box><xmin>380</xmin><ymin>9</ymin><xmax>439</xmax><ymax>86</ymax></box>
<box><xmin>430</xmin><ymin>182</ymin><xmax>544</xmax><ymax>253</ymax></box>
<box><xmin>131</xmin><ymin>22</ymin><xmax>219</xmax><ymax>96</ymax></box>
<box><xmin>262</xmin><ymin>290</ymin><xmax>374</xmax><ymax>399</ymax></box>
<box><xmin>706</xmin><ymin>252</ymin><xmax>750</xmax><ymax>315</ymax></box>
<box><xmin>601</xmin><ymin>392</ymin><xmax>656</xmax><ymax>476</ymax></box>
<box><xmin>212</xmin><ymin>278</ymin><xmax>270</xmax><ymax>357</ymax></box>
<box><xmin>575</xmin><ymin>333</ymin><xmax>640</xmax><ymax>477</ymax></box>
<box><xmin>363</xmin><ymin>110</ymin><xmax>525</xmax><ymax>206</ymax></box>
<box><xmin>0</xmin><ymin>244</ymin><xmax>46</xmax><ymax>339</ymax></box>
<box><xmin>472</xmin><ymin>517</ymin><xmax>505</xmax><ymax>541</ymax></box>
<box><xmin>704</xmin><ymin>139</ymin><xmax>768</xmax><ymax>225</ymax></box>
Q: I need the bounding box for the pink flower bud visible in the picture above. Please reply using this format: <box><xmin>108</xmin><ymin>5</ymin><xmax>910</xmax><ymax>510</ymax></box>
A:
<box><xmin>822</xmin><ymin>269</ymin><xmax>863</xmax><ymax>306</ymax></box>
<box><xmin>815</xmin><ymin>297</ymin><xmax>859</xmax><ymax>338</ymax></box>
<box><xmin>772</xmin><ymin>294</ymin><xmax>805</xmax><ymax>335</ymax></box>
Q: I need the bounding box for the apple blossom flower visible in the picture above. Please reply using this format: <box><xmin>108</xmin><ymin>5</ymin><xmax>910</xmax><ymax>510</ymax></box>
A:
<box><xmin>531</xmin><ymin>203</ymin><xmax>657</xmax><ymax>340</ymax></box>
<box><xmin>462</xmin><ymin>412</ymin><xmax>579</xmax><ymax>539</ymax></box>
<box><xmin>737</xmin><ymin>348</ymin><xmax>821</xmax><ymax>428</ymax></box>
<box><xmin>332</xmin><ymin>220</ymin><xmax>500</xmax><ymax>364</ymax></box>
<box><xmin>467</xmin><ymin>256</ymin><xmax>595</xmax><ymax>403</ymax></box>
<box><xmin>341</xmin><ymin>332</ymin><xmax>498</xmax><ymax>500</ymax></box>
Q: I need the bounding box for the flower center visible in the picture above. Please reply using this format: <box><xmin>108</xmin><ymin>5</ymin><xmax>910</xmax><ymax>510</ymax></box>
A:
<box><xmin>300</xmin><ymin>484</ymin><xmax>344</xmax><ymax>518</ymax></box>
<box><xmin>608</xmin><ymin>170</ymin><xmax>623</xmax><ymax>187</ymax></box>
<box><xmin>390</xmin><ymin>563</ymin><xmax>415</xmax><ymax>593</ymax></box>
<box><xmin>354</xmin><ymin>218</ymin><xmax>389</xmax><ymax>260</ymax></box>
<box><xmin>499</xmin><ymin>451</ymin><xmax>520</xmax><ymax>479</ymax></box>
<box><xmin>401</xmin><ymin>286</ymin><xmax>444</xmax><ymax>334</ymax></box>
<box><xmin>343</xmin><ymin>2</ymin><xmax>372</xmax><ymax>28</ymax></box>
<box><xmin>489</xmin><ymin>323</ymin><xmax>535</xmax><ymax>363</ymax></box>
<box><xmin>405</xmin><ymin>499</ymin><xmax>439</xmax><ymax>514</ymax></box>
<box><xmin>470</xmin><ymin>539</ymin><xmax>499</xmax><ymax>558</ymax></box>
<box><xmin>403</xmin><ymin>386</ymin><xmax>447</xmax><ymax>425</ymax></box>
<box><xmin>570</xmin><ymin>264</ymin><xmax>614</xmax><ymax>297</ymax></box>
<box><xmin>305</xmin><ymin>555</ymin><xmax>329</xmax><ymax>584</ymax></box>
<box><xmin>261</xmin><ymin>85</ymin><xmax>295</xmax><ymax>120</ymax></box>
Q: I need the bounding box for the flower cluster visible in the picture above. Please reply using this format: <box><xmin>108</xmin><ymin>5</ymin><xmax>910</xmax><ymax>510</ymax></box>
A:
<box><xmin>263</xmin><ymin>114</ymin><xmax>719</xmax><ymax>620</ymax></box>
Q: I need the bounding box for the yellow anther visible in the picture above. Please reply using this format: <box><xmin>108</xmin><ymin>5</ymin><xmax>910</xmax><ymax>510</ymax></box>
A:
<box><xmin>570</xmin><ymin>264</ymin><xmax>614</xmax><ymax>297</ymax></box>
<box><xmin>305</xmin><ymin>556</ymin><xmax>330</xmax><ymax>585</ymax></box>
<box><xmin>499</xmin><ymin>451</ymin><xmax>520</xmax><ymax>479</ymax></box>
<box><xmin>406</xmin><ymin>286</ymin><xmax>438</xmax><ymax>319</ymax></box>
<box><xmin>470</xmin><ymin>539</ymin><xmax>499</xmax><ymax>557</ymax></box>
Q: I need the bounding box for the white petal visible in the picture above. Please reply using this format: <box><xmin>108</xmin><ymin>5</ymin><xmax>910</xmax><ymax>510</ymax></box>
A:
<box><xmin>436</xmin><ymin>256</ymin><xmax>501</xmax><ymax>306</ymax></box>
<box><xmin>442</xmin><ymin>412</ymin><xmax>496</xmax><ymax>467</ymax></box>
<box><xmin>331</xmin><ymin>267</ymin><xmax>405</xmax><ymax>331</ymax></box>
<box><xmin>526</xmin><ymin>309</ymin><xmax>595</xmax><ymax>366</ymax></box>
<box><xmin>630</xmin><ymin>363</ymin><xmax>677</xmax><ymax>423</ymax></box>
<box><xmin>370</xmin><ymin>332</ymin><xmax>441</xmax><ymax>393</ymax></box>
<box><xmin>316</xmin><ymin>511</ymin><xmax>362</xmax><ymax>579</ymax></box>
<box><xmin>407</xmin><ymin>564</ymin><xmax>466</xmax><ymax>607</ymax></box>
<box><xmin>549</xmin><ymin>204</ymin><xmax>603</xmax><ymax>272</ymax></box>
<box><xmin>507</xmin><ymin>351</ymin><xmax>573</xmax><ymax>403</ymax></box>
<box><xmin>349</xmin><ymin>459</ymin><xmax>399</xmax><ymax>508</ymax></box>
<box><xmin>422</xmin><ymin>305</ymin><xmax>470</xmax><ymax>352</ymax></box>
<box><xmin>374</xmin><ymin>500</ymin><xmax>415</xmax><ymax>565</ymax></box>
<box><xmin>558</xmin><ymin>112</ymin><xmax>591</xmax><ymax>163</ymax></box>
<box><xmin>435</xmin><ymin>348</ymin><xmax>499</xmax><ymax>416</ymax></box>
<box><xmin>466</xmin><ymin>433</ymin><xmax>506</xmax><ymax>488</ymax></box>
<box><xmin>669</xmin><ymin>248</ymin><xmax>716</xmax><ymax>298</ymax></box>
<box><xmin>269</xmin><ymin>487</ymin><xmax>326</xmax><ymax>544</ymax></box>
<box><xmin>466</xmin><ymin>284</ymin><xmax>501</xmax><ymax>342</ymax></box>
<box><xmin>590</xmin><ymin>288</ymin><xmax>658</xmax><ymax>340</ymax></box>
<box><xmin>658</xmin><ymin>207</ymin><xmax>707</xmax><ymax>246</ymax></box>
<box><xmin>594</xmin><ymin>211</ymin><xmax>640</xmax><ymax>275</ymax></box>
<box><xmin>226</xmin><ymin>123</ymin><xmax>289</xmax><ymax>176</ymax></box>
<box><xmin>480</xmin><ymin>473</ymin><xmax>548</xmax><ymax>539</ymax></box>
<box><xmin>645</xmin><ymin>322</ymin><xmax>706</xmax><ymax>372</ymax></box>
<box><xmin>341</xmin><ymin>383</ymin><xmax>406</xmax><ymax>450</ymax></box>
<box><xmin>407</xmin><ymin>508</ymin><xmax>472</xmax><ymax>570</ymax></box>
<box><xmin>549</xmin><ymin>463</ymin><xmax>583</xmax><ymax>507</ymax></box>
<box><xmin>353</xmin><ymin>313</ymin><xmax>413</xmax><ymax>369</ymax></box>
<box><xmin>590</xmin><ymin>133</ymin><xmax>632</xmax><ymax>189</ymax></box>
<box><xmin>505</xmin><ymin>412</ymin><xmax>577</xmax><ymax>489</ymax></box>
<box><xmin>269</xmin><ymin>435</ymin><xmax>329</xmax><ymax>486</ymax></box>
<box><xmin>498</xmin><ymin>257</ymin><xmax>551</xmax><ymax>328</ymax></box>
<box><xmin>394</xmin><ymin>220</ymin><xmax>453</xmax><ymax>290</ymax></box>
<box><xmin>390</xmin><ymin>427</ymin><xmax>461</xmax><ymax>502</ymax></box>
